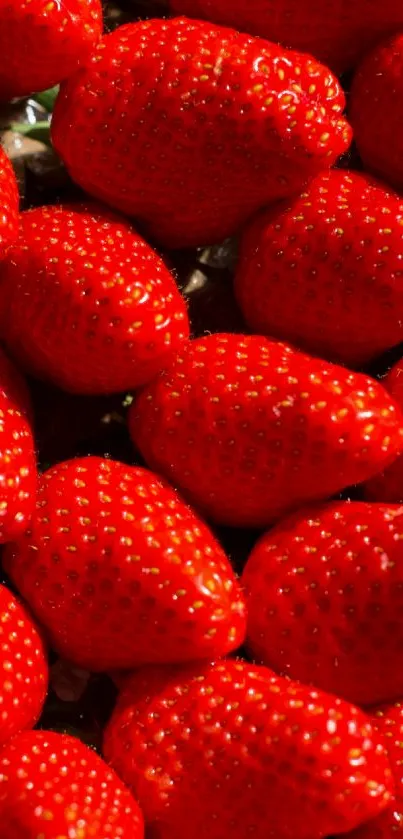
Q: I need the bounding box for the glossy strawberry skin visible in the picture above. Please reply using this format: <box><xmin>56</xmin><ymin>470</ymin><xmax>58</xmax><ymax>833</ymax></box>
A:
<box><xmin>3</xmin><ymin>457</ymin><xmax>246</xmax><ymax>671</ymax></box>
<box><xmin>0</xmin><ymin>204</ymin><xmax>189</xmax><ymax>395</ymax></box>
<box><xmin>242</xmin><ymin>501</ymin><xmax>403</xmax><ymax>706</ymax></box>
<box><xmin>104</xmin><ymin>659</ymin><xmax>393</xmax><ymax>839</ymax></box>
<box><xmin>0</xmin><ymin>147</ymin><xmax>19</xmax><ymax>259</ymax></box>
<box><xmin>0</xmin><ymin>730</ymin><xmax>144</xmax><ymax>838</ymax></box>
<box><xmin>348</xmin><ymin>702</ymin><xmax>403</xmax><ymax>839</ymax></box>
<box><xmin>236</xmin><ymin>170</ymin><xmax>403</xmax><ymax>368</ymax></box>
<box><xmin>0</xmin><ymin>0</ymin><xmax>102</xmax><ymax>99</ymax></box>
<box><xmin>129</xmin><ymin>333</ymin><xmax>403</xmax><ymax>528</ymax></box>
<box><xmin>365</xmin><ymin>361</ymin><xmax>403</xmax><ymax>503</ymax></box>
<box><xmin>52</xmin><ymin>17</ymin><xmax>351</xmax><ymax>249</ymax></box>
<box><xmin>169</xmin><ymin>0</ymin><xmax>403</xmax><ymax>74</ymax></box>
<box><xmin>0</xmin><ymin>584</ymin><xmax>47</xmax><ymax>748</ymax></box>
<box><xmin>350</xmin><ymin>34</ymin><xmax>403</xmax><ymax>193</ymax></box>
<box><xmin>0</xmin><ymin>350</ymin><xmax>36</xmax><ymax>544</ymax></box>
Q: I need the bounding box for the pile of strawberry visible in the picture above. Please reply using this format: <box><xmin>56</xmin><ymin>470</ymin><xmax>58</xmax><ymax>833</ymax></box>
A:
<box><xmin>3</xmin><ymin>0</ymin><xmax>403</xmax><ymax>837</ymax></box>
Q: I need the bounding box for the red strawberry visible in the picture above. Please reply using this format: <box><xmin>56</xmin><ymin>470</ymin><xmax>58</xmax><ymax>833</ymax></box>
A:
<box><xmin>242</xmin><ymin>501</ymin><xmax>403</xmax><ymax>706</ymax></box>
<box><xmin>0</xmin><ymin>147</ymin><xmax>19</xmax><ymax>259</ymax></box>
<box><xmin>350</xmin><ymin>34</ymin><xmax>403</xmax><ymax>194</ymax></box>
<box><xmin>104</xmin><ymin>658</ymin><xmax>393</xmax><ymax>839</ymax></box>
<box><xmin>51</xmin><ymin>17</ymin><xmax>351</xmax><ymax>249</ymax></box>
<box><xmin>348</xmin><ymin>701</ymin><xmax>403</xmax><ymax>839</ymax></box>
<box><xmin>235</xmin><ymin>170</ymin><xmax>403</xmax><ymax>368</ymax></box>
<box><xmin>128</xmin><ymin>333</ymin><xmax>403</xmax><ymax>528</ymax></box>
<box><xmin>0</xmin><ymin>729</ymin><xmax>144</xmax><ymax>837</ymax></box>
<box><xmin>0</xmin><ymin>583</ymin><xmax>47</xmax><ymax>747</ymax></box>
<box><xmin>365</xmin><ymin>361</ymin><xmax>403</xmax><ymax>503</ymax></box>
<box><xmin>0</xmin><ymin>0</ymin><xmax>102</xmax><ymax>100</ymax></box>
<box><xmin>168</xmin><ymin>0</ymin><xmax>403</xmax><ymax>74</ymax></box>
<box><xmin>3</xmin><ymin>456</ymin><xmax>246</xmax><ymax>671</ymax></box>
<box><xmin>0</xmin><ymin>350</ymin><xmax>36</xmax><ymax>544</ymax></box>
<box><xmin>0</xmin><ymin>204</ymin><xmax>189</xmax><ymax>394</ymax></box>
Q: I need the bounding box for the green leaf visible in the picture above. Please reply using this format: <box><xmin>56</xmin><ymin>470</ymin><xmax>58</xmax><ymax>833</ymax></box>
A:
<box><xmin>10</xmin><ymin>120</ymin><xmax>52</xmax><ymax>147</ymax></box>
<box><xmin>34</xmin><ymin>85</ymin><xmax>60</xmax><ymax>112</ymax></box>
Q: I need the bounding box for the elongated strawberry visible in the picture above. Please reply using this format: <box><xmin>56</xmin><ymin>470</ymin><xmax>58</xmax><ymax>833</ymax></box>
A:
<box><xmin>365</xmin><ymin>361</ymin><xmax>403</xmax><ymax>502</ymax></box>
<box><xmin>129</xmin><ymin>334</ymin><xmax>403</xmax><ymax>528</ymax></box>
<box><xmin>0</xmin><ymin>0</ymin><xmax>102</xmax><ymax>100</ymax></box>
<box><xmin>104</xmin><ymin>659</ymin><xmax>393</xmax><ymax>839</ymax></box>
<box><xmin>0</xmin><ymin>203</ymin><xmax>189</xmax><ymax>394</ymax></box>
<box><xmin>0</xmin><ymin>147</ymin><xmax>19</xmax><ymax>259</ymax></box>
<box><xmin>3</xmin><ymin>457</ymin><xmax>246</xmax><ymax>671</ymax></box>
<box><xmin>348</xmin><ymin>702</ymin><xmax>403</xmax><ymax>839</ymax></box>
<box><xmin>168</xmin><ymin>0</ymin><xmax>403</xmax><ymax>74</ymax></box>
<box><xmin>235</xmin><ymin>170</ymin><xmax>403</xmax><ymax>368</ymax></box>
<box><xmin>0</xmin><ymin>350</ymin><xmax>36</xmax><ymax>543</ymax></box>
<box><xmin>51</xmin><ymin>17</ymin><xmax>351</xmax><ymax>249</ymax></box>
<box><xmin>242</xmin><ymin>501</ymin><xmax>403</xmax><ymax>706</ymax></box>
<box><xmin>0</xmin><ymin>584</ymin><xmax>47</xmax><ymax>747</ymax></box>
<box><xmin>0</xmin><ymin>730</ymin><xmax>144</xmax><ymax>838</ymax></box>
<box><xmin>350</xmin><ymin>34</ymin><xmax>403</xmax><ymax>193</ymax></box>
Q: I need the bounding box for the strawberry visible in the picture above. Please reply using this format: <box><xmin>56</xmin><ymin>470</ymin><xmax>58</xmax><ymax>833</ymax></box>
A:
<box><xmin>0</xmin><ymin>147</ymin><xmax>19</xmax><ymax>259</ymax></box>
<box><xmin>365</xmin><ymin>361</ymin><xmax>403</xmax><ymax>503</ymax></box>
<box><xmin>0</xmin><ymin>729</ymin><xmax>144</xmax><ymax>837</ymax></box>
<box><xmin>168</xmin><ymin>0</ymin><xmax>403</xmax><ymax>74</ymax></box>
<box><xmin>0</xmin><ymin>0</ymin><xmax>102</xmax><ymax>100</ymax></box>
<box><xmin>3</xmin><ymin>456</ymin><xmax>246</xmax><ymax>671</ymax></box>
<box><xmin>235</xmin><ymin>170</ymin><xmax>403</xmax><ymax>368</ymax></box>
<box><xmin>242</xmin><ymin>501</ymin><xmax>403</xmax><ymax>706</ymax></box>
<box><xmin>0</xmin><ymin>349</ymin><xmax>36</xmax><ymax>544</ymax></box>
<box><xmin>350</xmin><ymin>34</ymin><xmax>403</xmax><ymax>194</ymax></box>
<box><xmin>51</xmin><ymin>17</ymin><xmax>351</xmax><ymax>249</ymax></box>
<box><xmin>0</xmin><ymin>204</ymin><xmax>189</xmax><ymax>394</ymax></box>
<box><xmin>104</xmin><ymin>658</ymin><xmax>393</xmax><ymax>839</ymax></box>
<box><xmin>128</xmin><ymin>333</ymin><xmax>403</xmax><ymax>528</ymax></box>
<box><xmin>348</xmin><ymin>701</ymin><xmax>403</xmax><ymax>839</ymax></box>
<box><xmin>0</xmin><ymin>583</ymin><xmax>47</xmax><ymax>747</ymax></box>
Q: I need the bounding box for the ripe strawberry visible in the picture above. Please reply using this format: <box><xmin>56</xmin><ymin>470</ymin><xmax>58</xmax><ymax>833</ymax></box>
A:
<box><xmin>365</xmin><ymin>361</ymin><xmax>403</xmax><ymax>503</ymax></box>
<box><xmin>0</xmin><ymin>0</ymin><xmax>102</xmax><ymax>100</ymax></box>
<box><xmin>104</xmin><ymin>658</ymin><xmax>393</xmax><ymax>839</ymax></box>
<box><xmin>0</xmin><ymin>730</ymin><xmax>144</xmax><ymax>838</ymax></box>
<box><xmin>3</xmin><ymin>457</ymin><xmax>246</xmax><ymax>671</ymax></box>
<box><xmin>0</xmin><ymin>204</ymin><xmax>189</xmax><ymax>394</ymax></box>
<box><xmin>168</xmin><ymin>0</ymin><xmax>403</xmax><ymax>74</ymax></box>
<box><xmin>128</xmin><ymin>333</ymin><xmax>403</xmax><ymax>528</ymax></box>
<box><xmin>51</xmin><ymin>17</ymin><xmax>351</xmax><ymax>249</ymax></box>
<box><xmin>235</xmin><ymin>170</ymin><xmax>403</xmax><ymax>368</ymax></box>
<box><xmin>350</xmin><ymin>34</ymin><xmax>403</xmax><ymax>193</ymax></box>
<box><xmin>0</xmin><ymin>350</ymin><xmax>36</xmax><ymax>544</ymax></box>
<box><xmin>242</xmin><ymin>501</ymin><xmax>403</xmax><ymax>706</ymax></box>
<box><xmin>0</xmin><ymin>147</ymin><xmax>19</xmax><ymax>259</ymax></box>
<box><xmin>0</xmin><ymin>583</ymin><xmax>47</xmax><ymax>748</ymax></box>
<box><xmin>348</xmin><ymin>701</ymin><xmax>403</xmax><ymax>839</ymax></box>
